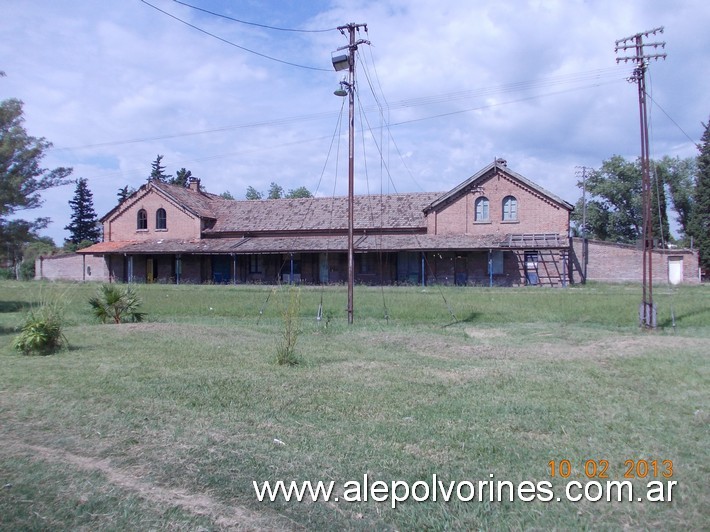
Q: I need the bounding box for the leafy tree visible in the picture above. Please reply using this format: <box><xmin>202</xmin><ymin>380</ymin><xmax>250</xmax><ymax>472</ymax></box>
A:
<box><xmin>20</xmin><ymin>237</ymin><xmax>56</xmax><ymax>280</ymax></box>
<box><xmin>286</xmin><ymin>186</ymin><xmax>313</xmax><ymax>199</ymax></box>
<box><xmin>117</xmin><ymin>185</ymin><xmax>135</xmax><ymax>203</ymax></box>
<box><xmin>247</xmin><ymin>183</ymin><xmax>312</xmax><ymax>200</ymax></box>
<box><xmin>267</xmin><ymin>182</ymin><xmax>284</xmax><ymax>199</ymax></box>
<box><xmin>656</xmin><ymin>156</ymin><xmax>696</xmax><ymax>242</ymax></box>
<box><xmin>245</xmin><ymin>186</ymin><xmax>263</xmax><ymax>200</ymax></box>
<box><xmin>65</xmin><ymin>178</ymin><xmax>101</xmax><ymax>245</ymax></box>
<box><xmin>219</xmin><ymin>190</ymin><xmax>235</xmax><ymax>200</ymax></box>
<box><xmin>170</xmin><ymin>167</ymin><xmax>192</xmax><ymax>187</ymax></box>
<box><xmin>572</xmin><ymin>155</ymin><xmax>677</xmax><ymax>244</ymax></box>
<box><xmin>688</xmin><ymin>118</ymin><xmax>710</xmax><ymax>272</ymax></box>
<box><xmin>149</xmin><ymin>154</ymin><xmax>171</xmax><ymax>182</ymax></box>
<box><xmin>572</xmin><ymin>156</ymin><xmax>642</xmax><ymax>243</ymax></box>
<box><xmin>1</xmin><ymin>98</ymin><xmax>72</xmax><ymax>270</ymax></box>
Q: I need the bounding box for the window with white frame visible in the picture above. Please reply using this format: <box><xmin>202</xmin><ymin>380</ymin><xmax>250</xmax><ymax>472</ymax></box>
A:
<box><xmin>475</xmin><ymin>196</ymin><xmax>490</xmax><ymax>222</ymax></box>
<box><xmin>502</xmin><ymin>196</ymin><xmax>518</xmax><ymax>221</ymax></box>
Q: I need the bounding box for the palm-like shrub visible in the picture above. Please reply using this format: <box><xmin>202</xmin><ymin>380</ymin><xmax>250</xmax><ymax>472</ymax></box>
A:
<box><xmin>89</xmin><ymin>284</ymin><xmax>145</xmax><ymax>324</ymax></box>
<box><xmin>14</xmin><ymin>303</ymin><xmax>67</xmax><ymax>355</ymax></box>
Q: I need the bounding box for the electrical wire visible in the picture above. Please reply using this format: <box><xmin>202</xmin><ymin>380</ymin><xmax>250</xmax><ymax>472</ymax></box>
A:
<box><xmin>54</xmin><ymin>70</ymin><xmax>625</xmax><ymax>151</ymax></box>
<box><xmin>172</xmin><ymin>0</ymin><xmax>338</xmax><ymax>33</ymax></box>
<box><xmin>645</xmin><ymin>90</ymin><xmax>699</xmax><ymax>148</ymax></box>
<box><xmin>139</xmin><ymin>0</ymin><xmax>331</xmax><ymax>72</ymax></box>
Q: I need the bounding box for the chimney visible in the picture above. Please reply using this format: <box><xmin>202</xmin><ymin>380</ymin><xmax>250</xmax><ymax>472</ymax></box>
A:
<box><xmin>188</xmin><ymin>177</ymin><xmax>201</xmax><ymax>192</ymax></box>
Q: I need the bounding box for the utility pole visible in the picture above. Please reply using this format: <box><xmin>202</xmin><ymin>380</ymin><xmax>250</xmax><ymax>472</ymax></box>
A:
<box><xmin>332</xmin><ymin>23</ymin><xmax>369</xmax><ymax>325</ymax></box>
<box><xmin>615</xmin><ymin>27</ymin><xmax>666</xmax><ymax>328</ymax></box>
<box><xmin>575</xmin><ymin>165</ymin><xmax>592</xmax><ymax>283</ymax></box>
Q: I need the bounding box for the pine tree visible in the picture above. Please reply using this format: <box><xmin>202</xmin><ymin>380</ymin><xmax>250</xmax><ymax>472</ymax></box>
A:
<box><xmin>170</xmin><ymin>168</ymin><xmax>192</xmax><ymax>187</ymax></box>
<box><xmin>149</xmin><ymin>155</ymin><xmax>171</xmax><ymax>182</ymax></box>
<box><xmin>65</xmin><ymin>178</ymin><xmax>101</xmax><ymax>245</ymax></box>
<box><xmin>117</xmin><ymin>185</ymin><xmax>135</xmax><ymax>203</ymax></box>
<box><xmin>689</xmin><ymin>118</ymin><xmax>710</xmax><ymax>272</ymax></box>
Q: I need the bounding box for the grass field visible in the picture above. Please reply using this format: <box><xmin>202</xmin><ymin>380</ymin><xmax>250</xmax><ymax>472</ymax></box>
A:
<box><xmin>1</xmin><ymin>280</ymin><xmax>708</xmax><ymax>530</ymax></box>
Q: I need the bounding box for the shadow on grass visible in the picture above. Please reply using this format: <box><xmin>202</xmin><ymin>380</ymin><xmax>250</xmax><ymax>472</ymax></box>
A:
<box><xmin>657</xmin><ymin>306</ymin><xmax>710</xmax><ymax>328</ymax></box>
<box><xmin>443</xmin><ymin>311</ymin><xmax>480</xmax><ymax>327</ymax></box>
<box><xmin>0</xmin><ymin>301</ymin><xmax>27</xmax><ymax>313</ymax></box>
<box><xmin>0</xmin><ymin>326</ymin><xmax>18</xmax><ymax>336</ymax></box>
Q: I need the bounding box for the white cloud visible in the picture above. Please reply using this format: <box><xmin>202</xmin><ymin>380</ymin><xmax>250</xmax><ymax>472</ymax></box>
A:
<box><xmin>1</xmin><ymin>0</ymin><xmax>708</xmax><ymax>244</ymax></box>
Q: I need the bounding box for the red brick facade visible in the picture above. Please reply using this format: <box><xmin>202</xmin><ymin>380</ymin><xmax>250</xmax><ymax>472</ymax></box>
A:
<box><xmin>569</xmin><ymin>238</ymin><xmax>700</xmax><ymax>284</ymax></box>
<box><xmin>426</xmin><ymin>172</ymin><xmax>569</xmax><ymax>237</ymax></box>
<box><xmin>35</xmin><ymin>253</ymin><xmax>110</xmax><ymax>282</ymax></box>
<box><xmin>103</xmin><ymin>186</ymin><xmax>202</xmax><ymax>242</ymax></box>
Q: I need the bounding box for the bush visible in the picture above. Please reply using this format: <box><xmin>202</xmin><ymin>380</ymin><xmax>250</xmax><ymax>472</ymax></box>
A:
<box><xmin>89</xmin><ymin>284</ymin><xmax>146</xmax><ymax>324</ymax></box>
<box><xmin>14</xmin><ymin>303</ymin><xmax>67</xmax><ymax>355</ymax></box>
<box><xmin>276</xmin><ymin>287</ymin><xmax>302</xmax><ymax>366</ymax></box>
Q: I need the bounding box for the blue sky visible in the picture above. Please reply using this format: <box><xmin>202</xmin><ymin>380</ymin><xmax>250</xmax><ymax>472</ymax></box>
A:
<box><xmin>2</xmin><ymin>0</ymin><xmax>708</xmax><ymax>244</ymax></box>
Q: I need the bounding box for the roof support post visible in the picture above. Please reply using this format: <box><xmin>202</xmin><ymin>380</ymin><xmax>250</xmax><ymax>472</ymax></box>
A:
<box><xmin>421</xmin><ymin>252</ymin><xmax>426</xmax><ymax>288</ymax></box>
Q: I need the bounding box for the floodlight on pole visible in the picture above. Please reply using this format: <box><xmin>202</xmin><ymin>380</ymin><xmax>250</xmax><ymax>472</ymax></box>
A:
<box><xmin>331</xmin><ymin>53</ymin><xmax>350</xmax><ymax>72</ymax></box>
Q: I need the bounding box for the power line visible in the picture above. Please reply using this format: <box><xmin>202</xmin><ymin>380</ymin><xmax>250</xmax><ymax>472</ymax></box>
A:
<box><xmin>139</xmin><ymin>0</ymin><xmax>331</xmax><ymax>72</ymax></box>
<box><xmin>645</xmin><ymin>90</ymin><xmax>699</xmax><ymax>148</ymax></box>
<box><xmin>386</xmin><ymin>81</ymin><xmax>623</xmax><ymax>128</ymax></box>
<box><xmin>55</xmin><ymin>70</ymin><xmax>623</xmax><ymax>151</ymax></box>
<box><xmin>172</xmin><ymin>0</ymin><xmax>337</xmax><ymax>33</ymax></box>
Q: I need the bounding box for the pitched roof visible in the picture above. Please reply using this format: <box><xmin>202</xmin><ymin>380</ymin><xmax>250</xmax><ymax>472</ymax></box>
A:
<box><xmin>424</xmin><ymin>160</ymin><xmax>574</xmax><ymax>213</ymax></box>
<box><xmin>100</xmin><ymin>181</ymin><xmax>221</xmax><ymax>223</ymax></box>
<box><xmin>206</xmin><ymin>192</ymin><xmax>441</xmax><ymax>234</ymax></box>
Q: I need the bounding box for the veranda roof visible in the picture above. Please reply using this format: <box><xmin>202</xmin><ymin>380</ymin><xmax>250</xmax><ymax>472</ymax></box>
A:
<box><xmin>79</xmin><ymin>233</ymin><xmax>569</xmax><ymax>255</ymax></box>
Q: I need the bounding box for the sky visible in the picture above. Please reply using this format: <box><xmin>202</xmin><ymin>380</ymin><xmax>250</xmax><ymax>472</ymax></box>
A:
<box><xmin>2</xmin><ymin>0</ymin><xmax>708</xmax><ymax>245</ymax></box>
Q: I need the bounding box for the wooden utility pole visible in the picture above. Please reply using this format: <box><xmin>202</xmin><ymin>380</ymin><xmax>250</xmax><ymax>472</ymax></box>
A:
<box><xmin>615</xmin><ymin>27</ymin><xmax>666</xmax><ymax>328</ymax></box>
<box><xmin>333</xmin><ymin>23</ymin><xmax>369</xmax><ymax>324</ymax></box>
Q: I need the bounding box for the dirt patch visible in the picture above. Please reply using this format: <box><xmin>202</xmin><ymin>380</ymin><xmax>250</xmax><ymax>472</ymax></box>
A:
<box><xmin>464</xmin><ymin>328</ymin><xmax>506</xmax><ymax>339</ymax></box>
<box><xmin>1</xmin><ymin>438</ymin><xmax>296</xmax><ymax>531</ymax></box>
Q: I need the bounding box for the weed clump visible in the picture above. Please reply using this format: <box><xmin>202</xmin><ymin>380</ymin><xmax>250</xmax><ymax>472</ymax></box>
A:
<box><xmin>14</xmin><ymin>301</ymin><xmax>67</xmax><ymax>355</ymax></box>
<box><xmin>276</xmin><ymin>287</ymin><xmax>301</xmax><ymax>366</ymax></box>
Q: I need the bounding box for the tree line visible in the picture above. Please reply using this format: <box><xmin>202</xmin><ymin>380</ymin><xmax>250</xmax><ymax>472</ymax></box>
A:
<box><xmin>570</xmin><ymin>154</ymin><xmax>702</xmax><ymax>248</ymax></box>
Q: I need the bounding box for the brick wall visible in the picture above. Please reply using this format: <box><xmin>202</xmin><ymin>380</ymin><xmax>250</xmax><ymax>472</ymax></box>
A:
<box><xmin>569</xmin><ymin>238</ymin><xmax>700</xmax><ymax>284</ymax></box>
<box><xmin>35</xmin><ymin>253</ymin><xmax>110</xmax><ymax>282</ymax></box>
<box><xmin>105</xmin><ymin>188</ymin><xmax>201</xmax><ymax>242</ymax></box>
<box><xmin>428</xmin><ymin>173</ymin><xmax>569</xmax><ymax>237</ymax></box>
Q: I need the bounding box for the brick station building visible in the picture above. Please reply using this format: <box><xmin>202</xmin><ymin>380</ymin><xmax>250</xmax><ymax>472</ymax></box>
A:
<box><xmin>36</xmin><ymin>159</ymin><xmax>699</xmax><ymax>286</ymax></box>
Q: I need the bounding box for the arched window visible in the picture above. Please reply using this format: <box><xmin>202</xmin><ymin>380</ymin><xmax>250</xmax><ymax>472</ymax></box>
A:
<box><xmin>156</xmin><ymin>208</ymin><xmax>167</xmax><ymax>230</ymax></box>
<box><xmin>137</xmin><ymin>209</ymin><xmax>147</xmax><ymax>230</ymax></box>
<box><xmin>475</xmin><ymin>197</ymin><xmax>489</xmax><ymax>222</ymax></box>
<box><xmin>502</xmin><ymin>196</ymin><xmax>518</xmax><ymax>221</ymax></box>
